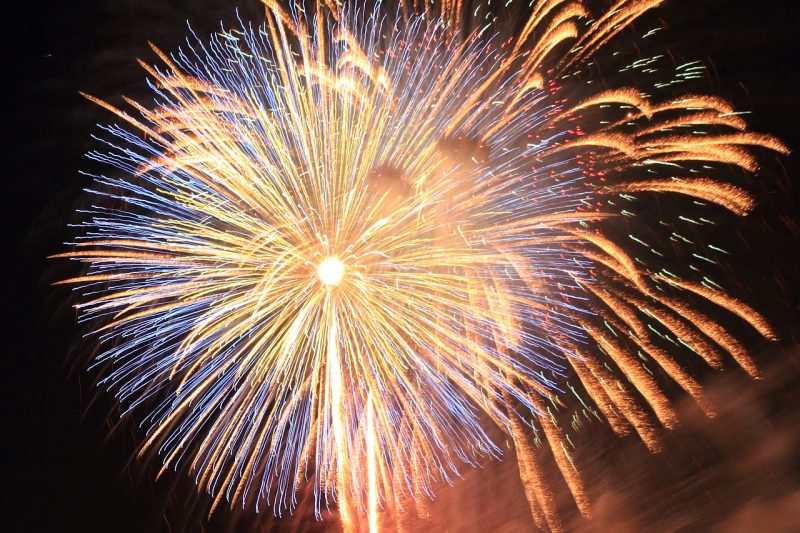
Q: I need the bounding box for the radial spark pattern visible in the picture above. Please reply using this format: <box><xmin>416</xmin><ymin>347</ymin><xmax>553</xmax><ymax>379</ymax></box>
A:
<box><xmin>58</xmin><ymin>0</ymin><xmax>787</xmax><ymax>530</ymax></box>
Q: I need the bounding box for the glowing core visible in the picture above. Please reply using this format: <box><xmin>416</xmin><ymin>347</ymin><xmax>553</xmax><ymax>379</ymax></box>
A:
<box><xmin>317</xmin><ymin>257</ymin><xmax>345</xmax><ymax>286</ymax></box>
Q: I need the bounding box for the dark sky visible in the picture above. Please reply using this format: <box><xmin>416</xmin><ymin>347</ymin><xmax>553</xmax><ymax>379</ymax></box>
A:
<box><xmin>5</xmin><ymin>1</ymin><xmax>800</xmax><ymax>531</ymax></box>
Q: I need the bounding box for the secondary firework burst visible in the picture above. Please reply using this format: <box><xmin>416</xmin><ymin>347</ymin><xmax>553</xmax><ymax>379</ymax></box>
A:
<box><xmin>56</xmin><ymin>0</ymin><xmax>788</xmax><ymax>530</ymax></box>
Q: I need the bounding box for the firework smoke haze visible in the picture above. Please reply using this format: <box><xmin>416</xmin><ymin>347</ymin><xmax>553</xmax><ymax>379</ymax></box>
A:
<box><xmin>52</xmin><ymin>0</ymin><xmax>793</xmax><ymax>530</ymax></box>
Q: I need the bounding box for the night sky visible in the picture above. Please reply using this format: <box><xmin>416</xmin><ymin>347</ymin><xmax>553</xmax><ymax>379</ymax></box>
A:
<box><xmin>6</xmin><ymin>1</ymin><xmax>800</xmax><ymax>531</ymax></box>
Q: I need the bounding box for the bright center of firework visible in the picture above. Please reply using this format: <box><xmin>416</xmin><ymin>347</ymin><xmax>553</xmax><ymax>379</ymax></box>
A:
<box><xmin>317</xmin><ymin>257</ymin><xmax>345</xmax><ymax>286</ymax></box>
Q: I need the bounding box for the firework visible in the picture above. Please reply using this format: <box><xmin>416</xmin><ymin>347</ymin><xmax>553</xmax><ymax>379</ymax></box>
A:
<box><xmin>57</xmin><ymin>0</ymin><xmax>787</xmax><ymax>530</ymax></box>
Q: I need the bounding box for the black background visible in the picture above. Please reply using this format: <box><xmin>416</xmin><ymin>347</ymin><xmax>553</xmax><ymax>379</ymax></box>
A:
<box><xmin>5</xmin><ymin>1</ymin><xmax>800</xmax><ymax>531</ymax></box>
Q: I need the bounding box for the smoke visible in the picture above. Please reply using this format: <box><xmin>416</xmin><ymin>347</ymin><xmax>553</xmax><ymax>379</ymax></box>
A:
<box><xmin>387</xmin><ymin>345</ymin><xmax>800</xmax><ymax>532</ymax></box>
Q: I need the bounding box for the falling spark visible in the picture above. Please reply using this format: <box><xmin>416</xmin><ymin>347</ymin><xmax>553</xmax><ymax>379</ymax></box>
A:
<box><xmin>366</xmin><ymin>395</ymin><xmax>379</xmax><ymax>533</ymax></box>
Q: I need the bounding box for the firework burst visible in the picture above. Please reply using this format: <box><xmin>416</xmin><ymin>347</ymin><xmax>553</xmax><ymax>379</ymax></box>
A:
<box><xmin>57</xmin><ymin>0</ymin><xmax>788</xmax><ymax>530</ymax></box>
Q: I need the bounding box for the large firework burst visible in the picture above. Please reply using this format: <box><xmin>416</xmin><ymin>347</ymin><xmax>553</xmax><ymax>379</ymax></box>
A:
<box><xmin>57</xmin><ymin>0</ymin><xmax>788</xmax><ymax>530</ymax></box>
